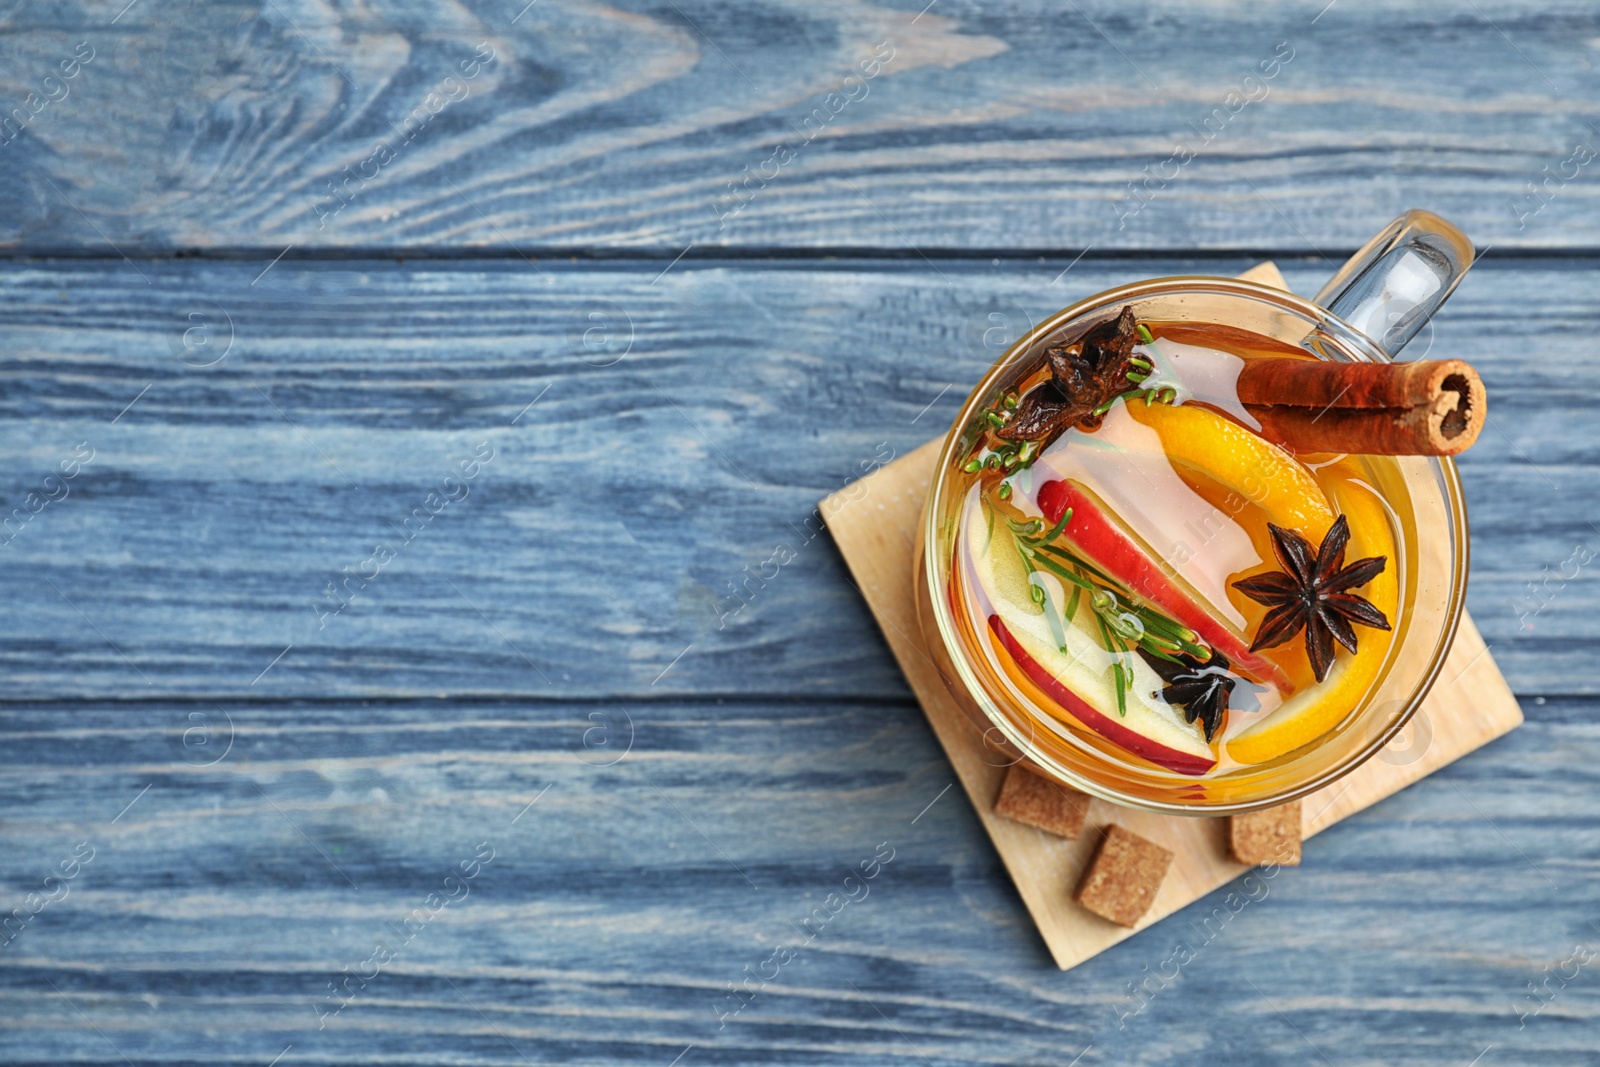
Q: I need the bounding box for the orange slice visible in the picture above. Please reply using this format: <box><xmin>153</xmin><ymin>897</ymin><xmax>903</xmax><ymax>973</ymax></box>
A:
<box><xmin>1125</xmin><ymin>399</ymin><xmax>1334</xmax><ymax>540</ymax></box>
<box><xmin>1225</xmin><ymin>465</ymin><xmax>1400</xmax><ymax>765</ymax></box>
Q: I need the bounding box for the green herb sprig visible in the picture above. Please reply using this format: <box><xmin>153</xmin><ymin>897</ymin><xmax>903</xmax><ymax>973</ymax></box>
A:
<box><xmin>1004</xmin><ymin>509</ymin><xmax>1212</xmax><ymax>715</ymax></box>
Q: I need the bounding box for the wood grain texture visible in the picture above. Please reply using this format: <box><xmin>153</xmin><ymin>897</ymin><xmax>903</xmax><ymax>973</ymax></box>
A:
<box><xmin>0</xmin><ymin>255</ymin><xmax>1591</xmax><ymax>700</ymax></box>
<box><xmin>0</xmin><ymin>697</ymin><xmax>1593</xmax><ymax>1066</ymax></box>
<box><xmin>3</xmin><ymin>3</ymin><xmax>1599</xmax><ymax>1045</ymax></box>
<box><xmin>2</xmin><ymin>1</ymin><xmax>1600</xmax><ymax>252</ymax></box>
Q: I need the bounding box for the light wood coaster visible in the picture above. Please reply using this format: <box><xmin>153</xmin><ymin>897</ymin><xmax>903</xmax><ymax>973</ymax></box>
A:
<box><xmin>820</xmin><ymin>263</ymin><xmax>1523</xmax><ymax>971</ymax></box>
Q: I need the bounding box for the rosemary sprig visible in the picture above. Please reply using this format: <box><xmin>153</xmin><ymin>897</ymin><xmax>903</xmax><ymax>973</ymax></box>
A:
<box><xmin>965</xmin><ymin>434</ymin><xmax>1041</xmax><ymax>481</ymax></box>
<box><xmin>1031</xmin><ymin>540</ymin><xmax>1117</xmax><ymax>586</ymax></box>
<box><xmin>1096</xmin><ymin>613</ymin><xmax>1130</xmax><ymax>718</ymax></box>
<box><xmin>1063</xmin><ymin>579</ymin><xmax>1082</xmax><ymax>624</ymax></box>
<box><xmin>1003</xmin><ymin>504</ymin><xmax>1215</xmax><ymax>700</ymax></box>
<box><xmin>1124</xmin><ymin>323</ymin><xmax>1187</xmax><ymax>408</ymax></box>
<box><xmin>1026</xmin><ymin>548</ymin><xmax>1102</xmax><ymax>592</ymax></box>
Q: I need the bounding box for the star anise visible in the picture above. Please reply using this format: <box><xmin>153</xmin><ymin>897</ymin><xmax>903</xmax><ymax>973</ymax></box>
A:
<box><xmin>1139</xmin><ymin>648</ymin><xmax>1236</xmax><ymax>742</ymax></box>
<box><xmin>1231</xmin><ymin>515</ymin><xmax>1391</xmax><ymax>683</ymax></box>
<box><xmin>997</xmin><ymin>305</ymin><xmax>1140</xmax><ymax>446</ymax></box>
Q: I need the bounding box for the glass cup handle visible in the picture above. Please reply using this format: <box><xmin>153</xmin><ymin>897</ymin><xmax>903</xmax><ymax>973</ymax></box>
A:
<box><xmin>1312</xmin><ymin>210</ymin><xmax>1475</xmax><ymax>360</ymax></box>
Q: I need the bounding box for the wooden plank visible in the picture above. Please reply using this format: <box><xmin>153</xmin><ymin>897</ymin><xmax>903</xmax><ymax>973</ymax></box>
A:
<box><xmin>0</xmin><ymin>697</ymin><xmax>1589</xmax><ymax>1065</ymax></box>
<box><xmin>2</xmin><ymin>2</ymin><xmax>1599</xmax><ymax>252</ymax></box>
<box><xmin>819</xmin><ymin>262</ymin><xmax>1521</xmax><ymax>970</ymax></box>
<box><xmin>0</xmin><ymin>254</ymin><xmax>1593</xmax><ymax>699</ymax></box>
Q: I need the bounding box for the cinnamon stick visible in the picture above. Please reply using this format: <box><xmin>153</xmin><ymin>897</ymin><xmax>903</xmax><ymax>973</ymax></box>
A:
<box><xmin>1234</xmin><ymin>357</ymin><xmax>1484</xmax><ymax>456</ymax></box>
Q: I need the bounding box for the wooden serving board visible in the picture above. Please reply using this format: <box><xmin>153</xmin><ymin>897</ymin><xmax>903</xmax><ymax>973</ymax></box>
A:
<box><xmin>820</xmin><ymin>263</ymin><xmax>1523</xmax><ymax>972</ymax></box>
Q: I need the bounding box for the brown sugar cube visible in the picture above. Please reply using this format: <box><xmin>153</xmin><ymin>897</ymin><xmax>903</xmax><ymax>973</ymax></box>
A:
<box><xmin>993</xmin><ymin>763</ymin><xmax>1090</xmax><ymax>840</ymax></box>
<box><xmin>1229</xmin><ymin>801</ymin><xmax>1303</xmax><ymax>866</ymax></box>
<box><xmin>1074</xmin><ymin>824</ymin><xmax>1173</xmax><ymax>928</ymax></box>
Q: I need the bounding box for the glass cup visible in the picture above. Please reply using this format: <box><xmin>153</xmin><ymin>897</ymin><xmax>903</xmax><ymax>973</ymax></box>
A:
<box><xmin>916</xmin><ymin>212</ymin><xmax>1475</xmax><ymax>814</ymax></box>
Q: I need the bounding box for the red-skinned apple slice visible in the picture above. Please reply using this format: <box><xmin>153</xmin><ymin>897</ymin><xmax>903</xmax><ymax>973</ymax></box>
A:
<box><xmin>1034</xmin><ymin>478</ymin><xmax>1289</xmax><ymax>689</ymax></box>
<box><xmin>990</xmin><ymin>614</ymin><xmax>1216</xmax><ymax>776</ymax></box>
<box><xmin>960</xmin><ymin>492</ymin><xmax>1216</xmax><ymax>777</ymax></box>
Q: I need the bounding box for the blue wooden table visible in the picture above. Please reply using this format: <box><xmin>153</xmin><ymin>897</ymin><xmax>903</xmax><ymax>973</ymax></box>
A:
<box><xmin>2</xmin><ymin>2</ymin><xmax>1597</xmax><ymax>1064</ymax></box>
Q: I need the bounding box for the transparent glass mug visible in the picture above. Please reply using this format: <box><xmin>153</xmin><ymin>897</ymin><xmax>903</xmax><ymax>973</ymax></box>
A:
<box><xmin>916</xmin><ymin>212</ymin><xmax>1475</xmax><ymax>814</ymax></box>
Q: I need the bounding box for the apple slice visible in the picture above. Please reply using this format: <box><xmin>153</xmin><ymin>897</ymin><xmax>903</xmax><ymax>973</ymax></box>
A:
<box><xmin>991</xmin><ymin>615</ymin><xmax>1216</xmax><ymax>777</ymax></box>
<box><xmin>961</xmin><ymin>492</ymin><xmax>1216</xmax><ymax>776</ymax></box>
<box><xmin>1035</xmin><ymin>477</ymin><xmax>1290</xmax><ymax>690</ymax></box>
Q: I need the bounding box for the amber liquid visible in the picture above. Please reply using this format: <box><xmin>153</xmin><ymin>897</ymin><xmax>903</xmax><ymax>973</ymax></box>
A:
<box><xmin>950</xmin><ymin>320</ymin><xmax>1414</xmax><ymax>789</ymax></box>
